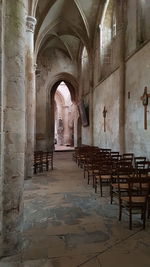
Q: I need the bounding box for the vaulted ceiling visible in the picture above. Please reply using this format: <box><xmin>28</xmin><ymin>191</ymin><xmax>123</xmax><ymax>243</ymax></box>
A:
<box><xmin>34</xmin><ymin>0</ymin><xmax>104</xmax><ymax>60</ymax></box>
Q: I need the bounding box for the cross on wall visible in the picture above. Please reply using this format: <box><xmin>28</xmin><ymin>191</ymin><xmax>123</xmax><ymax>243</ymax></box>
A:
<box><xmin>140</xmin><ymin>86</ymin><xmax>150</xmax><ymax>130</ymax></box>
<box><xmin>103</xmin><ymin>106</ymin><xmax>107</xmax><ymax>132</ymax></box>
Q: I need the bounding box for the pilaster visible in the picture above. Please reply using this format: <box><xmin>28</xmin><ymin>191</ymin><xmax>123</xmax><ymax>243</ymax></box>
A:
<box><xmin>25</xmin><ymin>15</ymin><xmax>37</xmax><ymax>179</ymax></box>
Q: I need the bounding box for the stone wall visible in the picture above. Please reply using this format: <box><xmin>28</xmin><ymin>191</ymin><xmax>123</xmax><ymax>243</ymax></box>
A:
<box><xmin>125</xmin><ymin>41</ymin><xmax>150</xmax><ymax>158</ymax></box>
<box><xmin>36</xmin><ymin>49</ymin><xmax>78</xmax><ymax>151</ymax></box>
<box><xmin>93</xmin><ymin>70</ymin><xmax>120</xmax><ymax>151</ymax></box>
<box><xmin>93</xmin><ymin>41</ymin><xmax>150</xmax><ymax>157</ymax></box>
<box><xmin>81</xmin><ymin>94</ymin><xmax>91</xmax><ymax>145</ymax></box>
<box><xmin>2</xmin><ymin>0</ymin><xmax>26</xmax><ymax>255</ymax></box>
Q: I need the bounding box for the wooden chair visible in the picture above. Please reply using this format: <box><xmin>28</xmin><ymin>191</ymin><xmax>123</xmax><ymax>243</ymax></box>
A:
<box><xmin>47</xmin><ymin>151</ymin><xmax>54</xmax><ymax>170</ymax></box>
<box><xmin>110</xmin><ymin>162</ymin><xmax>135</xmax><ymax>204</ymax></box>
<box><xmin>94</xmin><ymin>161</ymin><xmax>113</xmax><ymax>196</ymax></box>
<box><xmin>136</xmin><ymin>161</ymin><xmax>150</xmax><ymax>178</ymax></box>
<box><xmin>72</xmin><ymin>147</ymin><xmax>79</xmax><ymax>162</ymax></box>
<box><xmin>33</xmin><ymin>151</ymin><xmax>43</xmax><ymax>173</ymax></box>
<box><xmin>122</xmin><ymin>153</ymin><xmax>134</xmax><ymax>164</ymax></box>
<box><xmin>118</xmin><ymin>177</ymin><xmax>150</xmax><ymax>230</ymax></box>
<box><xmin>33</xmin><ymin>151</ymin><xmax>54</xmax><ymax>173</ymax></box>
<box><xmin>110</xmin><ymin>151</ymin><xmax>120</xmax><ymax>156</ymax></box>
<box><xmin>134</xmin><ymin>156</ymin><xmax>146</xmax><ymax>169</ymax></box>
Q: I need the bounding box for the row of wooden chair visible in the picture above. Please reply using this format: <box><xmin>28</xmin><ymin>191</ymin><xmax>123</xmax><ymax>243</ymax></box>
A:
<box><xmin>73</xmin><ymin>145</ymin><xmax>150</xmax><ymax>229</ymax></box>
<box><xmin>33</xmin><ymin>151</ymin><xmax>53</xmax><ymax>174</ymax></box>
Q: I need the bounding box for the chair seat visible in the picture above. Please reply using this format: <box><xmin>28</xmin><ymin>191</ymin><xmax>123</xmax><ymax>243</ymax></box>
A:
<box><xmin>95</xmin><ymin>174</ymin><xmax>111</xmax><ymax>179</ymax></box>
<box><xmin>93</xmin><ymin>169</ymin><xmax>99</xmax><ymax>174</ymax></box>
<box><xmin>121</xmin><ymin>196</ymin><xmax>146</xmax><ymax>203</ymax></box>
<box><xmin>112</xmin><ymin>183</ymin><xmax>129</xmax><ymax>189</ymax></box>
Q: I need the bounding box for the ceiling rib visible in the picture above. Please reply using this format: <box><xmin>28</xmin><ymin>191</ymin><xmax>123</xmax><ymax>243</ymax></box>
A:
<box><xmin>73</xmin><ymin>0</ymin><xmax>90</xmax><ymax>38</ymax></box>
<box><xmin>35</xmin><ymin>18</ymin><xmax>87</xmax><ymax>57</ymax></box>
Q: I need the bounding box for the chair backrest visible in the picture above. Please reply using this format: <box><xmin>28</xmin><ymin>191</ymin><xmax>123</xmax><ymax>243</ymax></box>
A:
<box><xmin>110</xmin><ymin>151</ymin><xmax>120</xmax><ymax>156</ymax></box>
<box><xmin>118</xmin><ymin>176</ymin><xmax>150</xmax><ymax>200</ymax></box>
<box><xmin>99</xmin><ymin>160</ymin><xmax>113</xmax><ymax>174</ymax></box>
<box><xmin>136</xmin><ymin>161</ymin><xmax>150</xmax><ymax>178</ymax></box>
<box><xmin>134</xmin><ymin>156</ymin><xmax>146</xmax><ymax>169</ymax></box>
<box><xmin>122</xmin><ymin>153</ymin><xmax>134</xmax><ymax>164</ymax></box>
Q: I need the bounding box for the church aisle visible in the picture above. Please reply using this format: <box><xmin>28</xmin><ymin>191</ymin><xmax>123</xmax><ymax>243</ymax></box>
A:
<box><xmin>1</xmin><ymin>152</ymin><xmax>150</xmax><ymax>267</ymax></box>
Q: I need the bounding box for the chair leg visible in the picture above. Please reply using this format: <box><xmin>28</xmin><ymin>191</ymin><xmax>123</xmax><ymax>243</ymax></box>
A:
<box><xmin>129</xmin><ymin>208</ymin><xmax>132</xmax><ymax>230</ymax></box>
<box><xmin>119</xmin><ymin>202</ymin><xmax>122</xmax><ymax>221</ymax></box>
<box><xmin>84</xmin><ymin>168</ymin><xmax>86</xmax><ymax>179</ymax></box>
<box><xmin>100</xmin><ymin>178</ymin><xmax>102</xmax><ymax>197</ymax></box>
<box><xmin>46</xmin><ymin>161</ymin><xmax>49</xmax><ymax>171</ymax></box>
<box><xmin>110</xmin><ymin>185</ymin><xmax>113</xmax><ymax>204</ymax></box>
<box><xmin>95</xmin><ymin>177</ymin><xmax>97</xmax><ymax>193</ymax></box>
<box><xmin>34</xmin><ymin>165</ymin><xmax>36</xmax><ymax>174</ymax></box>
<box><xmin>142</xmin><ymin>207</ymin><xmax>146</xmax><ymax>229</ymax></box>
<box><xmin>93</xmin><ymin>174</ymin><xmax>95</xmax><ymax>188</ymax></box>
<box><xmin>147</xmin><ymin>199</ymin><xmax>150</xmax><ymax>219</ymax></box>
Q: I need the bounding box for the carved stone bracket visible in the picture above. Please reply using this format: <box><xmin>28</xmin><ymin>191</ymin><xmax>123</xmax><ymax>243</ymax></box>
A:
<box><xmin>26</xmin><ymin>16</ymin><xmax>37</xmax><ymax>33</ymax></box>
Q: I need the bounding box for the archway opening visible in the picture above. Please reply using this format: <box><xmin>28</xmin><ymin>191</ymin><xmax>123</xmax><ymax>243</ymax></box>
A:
<box><xmin>53</xmin><ymin>81</ymin><xmax>77</xmax><ymax>151</ymax></box>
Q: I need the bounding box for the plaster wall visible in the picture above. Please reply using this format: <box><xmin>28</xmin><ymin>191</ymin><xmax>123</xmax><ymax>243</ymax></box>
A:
<box><xmin>125</xmin><ymin>41</ymin><xmax>150</xmax><ymax>159</ymax></box>
<box><xmin>93</xmin><ymin>70</ymin><xmax>120</xmax><ymax>151</ymax></box>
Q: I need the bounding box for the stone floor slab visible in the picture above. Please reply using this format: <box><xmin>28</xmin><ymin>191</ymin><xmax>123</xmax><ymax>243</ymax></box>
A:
<box><xmin>1</xmin><ymin>152</ymin><xmax>150</xmax><ymax>266</ymax></box>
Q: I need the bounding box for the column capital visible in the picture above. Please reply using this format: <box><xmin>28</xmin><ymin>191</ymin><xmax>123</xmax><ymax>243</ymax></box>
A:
<box><xmin>26</xmin><ymin>16</ymin><xmax>37</xmax><ymax>33</ymax></box>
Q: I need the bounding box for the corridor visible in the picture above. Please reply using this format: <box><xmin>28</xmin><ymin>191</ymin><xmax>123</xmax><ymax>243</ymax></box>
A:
<box><xmin>1</xmin><ymin>152</ymin><xmax>150</xmax><ymax>267</ymax></box>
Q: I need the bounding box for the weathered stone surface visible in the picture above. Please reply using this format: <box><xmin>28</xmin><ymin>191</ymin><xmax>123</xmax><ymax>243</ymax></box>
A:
<box><xmin>125</xmin><ymin>42</ymin><xmax>150</xmax><ymax>159</ymax></box>
<box><xmin>1</xmin><ymin>0</ymin><xmax>26</xmax><ymax>256</ymax></box>
<box><xmin>1</xmin><ymin>152</ymin><xmax>150</xmax><ymax>266</ymax></box>
<box><xmin>25</xmin><ymin>16</ymin><xmax>36</xmax><ymax>179</ymax></box>
<box><xmin>93</xmin><ymin>70</ymin><xmax>120</xmax><ymax>151</ymax></box>
<box><xmin>36</xmin><ymin>52</ymin><xmax>78</xmax><ymax>151</ymax></box>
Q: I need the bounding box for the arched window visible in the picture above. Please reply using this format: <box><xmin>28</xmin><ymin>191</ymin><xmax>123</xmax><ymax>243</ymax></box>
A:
<box><xmin>137</xmin><ymin>0</ymin><xmax>150</xmax><ymax>45</ymax></box>
<box><xmin>99</xmin><ymin>0</ymin><xmax>114</xmax><ymax>78</ymax></box>
<box><xmin>81</xmin><ymin>46</ymin><xmax>90</xmax><ymax>95</ymax></box>
<box><xmin>81</xmin><ymin>46</ymin><xmax>89</xmax><ymax>70</ymax></box>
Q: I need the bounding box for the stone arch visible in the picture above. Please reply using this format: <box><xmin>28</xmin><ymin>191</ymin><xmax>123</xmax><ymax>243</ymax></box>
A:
<box><xmin>46</xmin><ymin>73</ymin><xmax>79</xmax><ymax>149</ymax></box>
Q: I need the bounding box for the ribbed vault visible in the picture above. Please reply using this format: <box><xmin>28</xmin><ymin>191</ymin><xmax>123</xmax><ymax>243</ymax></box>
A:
<box><xmin>30</xmin><ymin>0</ymin><xmax>104</xmax><ymax>61</ymax></box>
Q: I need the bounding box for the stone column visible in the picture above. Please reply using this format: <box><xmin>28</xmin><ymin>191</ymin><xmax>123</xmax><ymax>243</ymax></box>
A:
<box><xmin>89</xmin><ymin>54</ymin><xmax>94</xmax><ymax>146</ymax></box>
<box><xmin>2</xmin><ymin>0</ymin><xmax>26</xmax><ymax>255</ymax></box>
<box><xmin>63</xmin><ymin>105</ymin><xmax>70</xmax><ymax>145</ymax></box>
<box><xmin>0</xmin><ymin>0</ymin><xmax>4</xmax><ymax>255</ymax></box>
<box><xmin>117</xmin><ymin>1</ymin><xmax>126</xmax><ymax>154</ymax></box>
<box><xmin>89</xmin><ymin>89</ymin><xmax>93</xmax><ymax>146</ymax></box>
<box><xmin>26</xmin><ymin>16</ymin><xmax>37</xmax><ymax>179</ymax></box>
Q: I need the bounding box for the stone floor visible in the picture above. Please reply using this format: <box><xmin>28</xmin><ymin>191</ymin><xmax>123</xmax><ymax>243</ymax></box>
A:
<box><xmin>54</xmin><ymin>145</ymin><xmax>74</xmax><ymax>151</ymax></box>
<box><xmin>1</xmin><ymin>152</ymin><xmax>150</xmax><ymax>266</ymax></box>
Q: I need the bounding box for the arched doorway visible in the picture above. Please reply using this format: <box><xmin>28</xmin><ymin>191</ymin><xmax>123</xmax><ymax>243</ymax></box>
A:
<box><xmin>54</xmin><ymin>82</ymin><xmax>75</xmax><ymax>149</ymax></box>
<box><xmin>47</xmin><ymin>74</ymin><xmax>79</xmax><ymax>151</ymax></box>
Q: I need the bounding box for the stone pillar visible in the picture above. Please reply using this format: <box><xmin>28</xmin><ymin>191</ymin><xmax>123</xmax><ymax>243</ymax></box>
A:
<box><xmin>89</xmin><ymin>89</ymin><xmax>93</xmax><ymax>146</ymax></box>
<box><xmin>117</xmin><ymin>1</ymin><xmax>126</xmax><ymax>154</ymax></box>
<box><xmin>2</xmin><ymin>0</ymin><xmax>26</xmax><ymax>255</ymax></box>
<box><xmin>89</xmin><ymin>54</ymin><xmax>94</xmax><ymax>146</ymax></box>
<box><xmin>63</xmin><ymin>105</ymin><xmax>70</xmax><ymax>145</ymax></box>
<box><xmin>26</xmin><ymin>16</ymin><xmax>37</xmax><ymax>179</ymax></box>
<box><xmin>0</xmin><ymin>0</ymin><xmax>4</xmax><ymax>255</ymax></box>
